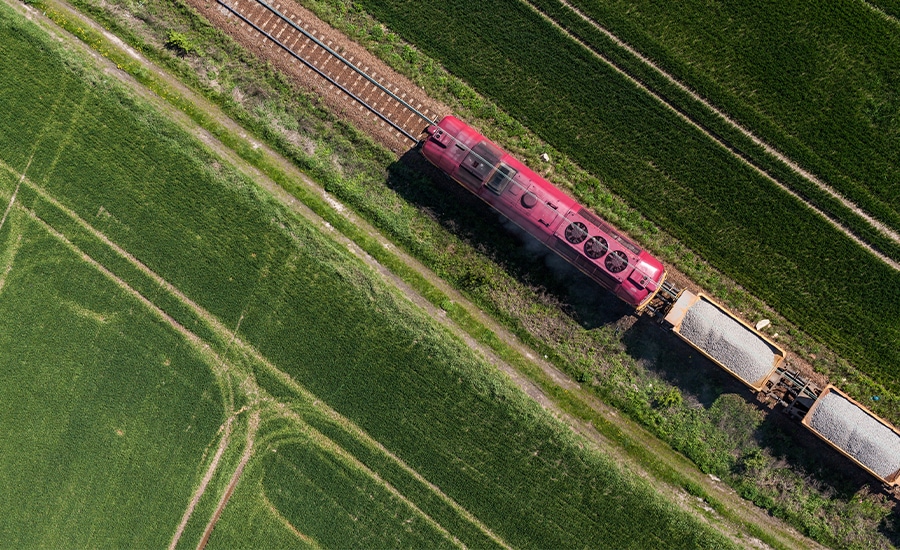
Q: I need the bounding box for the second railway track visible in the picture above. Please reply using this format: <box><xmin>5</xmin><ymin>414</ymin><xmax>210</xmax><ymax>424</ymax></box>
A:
<box><xmin>214</xmin><ymin>0</ymin><xmax>436</xmax><ymax>144</ymax></box>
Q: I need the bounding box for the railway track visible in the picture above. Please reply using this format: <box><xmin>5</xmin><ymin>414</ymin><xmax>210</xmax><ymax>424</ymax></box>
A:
<box><xmin>215</xmin><ymin>0</ymin><xmax>435</xmax><ymax>144</ymax></box>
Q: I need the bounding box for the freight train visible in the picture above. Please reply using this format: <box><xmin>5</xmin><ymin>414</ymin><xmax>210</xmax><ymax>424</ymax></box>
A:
<box><xmin>421</xmin><ymin>115</ymin><xmax>900</xmax><ymax>492</ymax></box>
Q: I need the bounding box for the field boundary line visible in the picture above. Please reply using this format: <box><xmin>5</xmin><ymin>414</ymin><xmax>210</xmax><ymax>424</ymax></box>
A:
<box><xmin>11</xmin><ymin>168</ymin><xmax>510</xmax><ymax>549</ymax></box>
<box><xmin>520</xmin><ymin>0</ymin><xmax>900</xmax><ymax>271</ymax></box>
<box><xmin>546</xmin><ymin>0</ymin><xmax>900</xmax><ymax>246</ymax></box>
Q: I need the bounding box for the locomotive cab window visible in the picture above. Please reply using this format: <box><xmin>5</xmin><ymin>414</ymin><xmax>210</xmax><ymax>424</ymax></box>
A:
<box><xmin>486</xmin><ymin>164</ymin><xmax>516</xmax><ymax>195</ymax></box>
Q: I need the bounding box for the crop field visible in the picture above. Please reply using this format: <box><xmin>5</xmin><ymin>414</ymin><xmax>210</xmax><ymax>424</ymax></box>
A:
<box><xmin>0</xmin><ymin>3</ymin><xmax>737</xmax><ymax>548</ymax></box>
<box><xmin>351</xmin><ymin>0</ymin><xmax>900</xmax><ymax>391</ymax></box>
<box><xmin>0</xmin><ymin>179</ymin><xmax>226</xmax><ymax>546</ymax></box>
<box><xmin>555</xmin><ymin>0</ymin><xmax>900</xmax><ymax>233</ymax></box>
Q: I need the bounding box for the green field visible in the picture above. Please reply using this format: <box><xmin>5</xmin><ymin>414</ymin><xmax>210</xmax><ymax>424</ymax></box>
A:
<box><xmin>0</xmin><ymin>176</ymin><xmax>227</xmax><ymax>547</ymax></box>
<box><xmin>42</xmin><ymin>0</ymin><xmax>900</xmax><ymax>544</ymax></box>
<box><xmin>351</xmin><ymin>0</ymin><xmax>900</xmax><ymax>391</ymax></box>
<box><xmin>0</xmin><ymin>3</ymin><xmax>736</xmax><ymax>547</ymax></box>
<box><xmin>559</xmin><ymin>0</ymin><xmax>900</xmax><ymax>232</ymax></box>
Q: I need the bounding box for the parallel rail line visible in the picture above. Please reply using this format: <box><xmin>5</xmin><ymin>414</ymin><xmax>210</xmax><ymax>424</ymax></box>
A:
<box><xmin>216</xmin><ymin>0</ymin><xmax>435</xmax><ymax>143</ymax></box>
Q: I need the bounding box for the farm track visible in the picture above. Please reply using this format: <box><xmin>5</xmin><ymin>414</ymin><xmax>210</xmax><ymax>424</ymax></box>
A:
<box><xmin>196</xmin><ymin>0</ymin><xmax>444</xmax><ymax>151</ymax></box>
<box><xmin>521</xmin><ymin>0</ymin><xmax>900</xmax><ymax>272</ymax></box>
<box><xmin>8</xmin><ymin>1</ymin><xmax>825</xmax><ymax>546</ymax></box>
<box><xmin>197</xmin><ymin>409</ymin><xmax>261</xmax><ymax>550</ymax></box>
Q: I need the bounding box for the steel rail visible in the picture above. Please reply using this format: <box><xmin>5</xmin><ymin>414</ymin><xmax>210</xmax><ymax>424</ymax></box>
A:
<box><xmin>252</xmin><ymin>0</ymin><xmax>435</xmax><ymax>126</ymax></box>
<box><xmin>216</xmin><ymin>0</ymin><xmax>421</xmax><ymax>143</ymax></box>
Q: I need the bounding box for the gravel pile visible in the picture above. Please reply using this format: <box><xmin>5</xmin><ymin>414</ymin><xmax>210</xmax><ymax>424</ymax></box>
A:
<box><xmin>679</xmin><ymin>300</ymin><xmax>776</xmax><ymax>385</ymax></box>
<box><xmin>808</xmin><ymin>391</ymin><xmax>900</xmax><ymax>479</ymax></box>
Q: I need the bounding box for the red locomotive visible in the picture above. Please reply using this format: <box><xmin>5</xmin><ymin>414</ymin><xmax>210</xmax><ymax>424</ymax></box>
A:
<box><xmin>422</xmin><ymin>115</ymin><xmax>667</xmax><ymax>311</ymax></box>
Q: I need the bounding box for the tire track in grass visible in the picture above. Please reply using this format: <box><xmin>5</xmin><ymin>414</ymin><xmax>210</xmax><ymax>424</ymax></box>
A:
<box><xmin>169</xmin><ymin>411</ymin><xmax>238</xmax><ymax>550</ymax></box>
<box><xmin>259</xmin><ymin>404</ymin><xmax>468</xmax><ymax>550</ymax></box>
<box><xmin>548</xmin><ymin>0</ymin><xmax>900</xmax><ymax>245</ymax></box>
<box><xmin>261</xmin><ymin>494</ymin><xmax>322</xmax><ymax>548</ymax></box>
<box><xmin>0</xmin><ymin>154</ymin><xmax>34</xmax><ymax>235</ymax></box>
<box><xmin>19</xmin><ymin>195</ymin><xmax>453</xmax><ymax>547</ymax></box>
<box><xmin>11</xmin><ymin>168</ymin><xmax>511</xmax><ymax>550</ymax></box>
<box><xmin>521</xmin><ymin>0</ymin><xmax>900</xmax><ymax>271</ymax></box>
<box><xmin>196</xmin><ymin>409</ymin><xmax>261</xmax><ymax>550</ymax></box>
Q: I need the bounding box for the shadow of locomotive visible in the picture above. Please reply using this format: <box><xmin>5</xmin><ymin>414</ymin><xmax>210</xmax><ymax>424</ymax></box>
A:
<box><xmin>386</xmin><ymin>147</ymin><xmax>631</xmax><ymax>330</ymax></box>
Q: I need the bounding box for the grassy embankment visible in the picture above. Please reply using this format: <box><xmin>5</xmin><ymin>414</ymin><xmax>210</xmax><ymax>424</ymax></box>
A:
<box><xmin>0</xmin><ymin>4</ymin><xmax>738</xmax><ymax>548</ymax></box>
<box><xmin>43</xmin><ymin>0</ymin><xmax>900</xmax><ymax>545</ymax></box>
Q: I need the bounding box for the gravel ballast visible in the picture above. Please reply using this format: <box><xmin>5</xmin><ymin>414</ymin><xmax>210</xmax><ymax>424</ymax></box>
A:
<box><xmin>679</xmin><ymin>300</ymin><xmax>776</xmax><ymax>385</ymax></box>
<box><xmin>808</xmin><ymin>391</ymin><xmax>900</xmax><ymax>479</ymax></box>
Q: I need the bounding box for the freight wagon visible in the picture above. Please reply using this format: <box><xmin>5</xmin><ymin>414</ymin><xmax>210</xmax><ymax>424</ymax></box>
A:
<box><xmin>422</xmin><ymin>115</ymin><xmax>900</xmax><ymax>492</ymax></box>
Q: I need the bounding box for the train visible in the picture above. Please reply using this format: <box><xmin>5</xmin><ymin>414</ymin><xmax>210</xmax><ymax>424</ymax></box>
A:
<box><xmin>421</xmin><ymin>115</ymin><xmax>900</xmax><ymax>492</ymax></box>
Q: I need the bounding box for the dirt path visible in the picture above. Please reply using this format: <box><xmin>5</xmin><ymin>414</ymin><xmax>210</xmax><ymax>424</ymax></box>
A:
<box><xmin>8</xmin><ymin>2</ymin><xmax>823</xmax><ymax>547</ymax></box>
<box><xmin>522</xmin><ymin>0</ymin><xmax>900</xmax><ymax>271</ymax></box>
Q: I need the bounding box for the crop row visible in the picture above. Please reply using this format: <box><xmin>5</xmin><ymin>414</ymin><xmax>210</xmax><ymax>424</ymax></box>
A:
<box><xmin>355</xmin><ymin>0</ymin><xmax>900</xmax><ymax>386</ymax></box>
<box><xmin>0</xmin><ymin>6</ymin><xmax>733</xmax><ymax>547</ymax></box>
<box><xmin>560</xmin><ymin>0</ymin><xmax>900</xmax><ymax>234</ymax></box>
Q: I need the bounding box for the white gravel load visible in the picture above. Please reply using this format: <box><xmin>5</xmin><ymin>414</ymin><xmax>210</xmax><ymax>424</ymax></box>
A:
<box><xmin>679</xmin><ymin>300</ymin><xmax>776</xmax><ymax>385</ymax></box>
<box><xmin>808</xmin><ymin>391</ymin><xmax>900</xmax><ymax>479</ymax></box>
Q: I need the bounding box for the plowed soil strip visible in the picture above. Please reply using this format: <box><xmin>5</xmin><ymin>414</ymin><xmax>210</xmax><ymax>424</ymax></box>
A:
<box><xmin>520</xmin><ymin>0</ymin><xmax>900</xmax><ymax>271</ymax></box>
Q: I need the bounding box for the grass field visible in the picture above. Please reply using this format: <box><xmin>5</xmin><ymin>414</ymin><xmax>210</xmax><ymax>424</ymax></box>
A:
<box><xmin>0</xmin><ymin>3</ymin><xmax>737</xmax><ymax>547</ymax></box>
<box><xmin>0</xmin><ymin>183</ymin><xmax>227</xmax><ymax>547</ymax></box>
<box><xmin>352</xmin><ymin>0</ymin><xmax>900</xmax><ymax>392</ymax></box>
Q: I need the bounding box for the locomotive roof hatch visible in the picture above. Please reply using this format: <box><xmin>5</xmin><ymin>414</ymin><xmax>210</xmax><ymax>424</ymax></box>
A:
<box><xmin>456</xmin><ymin>141</ymin><xmax>502</xmax><ymax>188</ymax></box>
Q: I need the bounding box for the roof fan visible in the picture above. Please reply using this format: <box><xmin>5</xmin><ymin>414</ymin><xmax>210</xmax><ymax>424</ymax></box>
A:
<box><xmin>604</xmin><ymin>250</ymin><xmax>629</xmax><ymax>273</ymax></box>
<box><xmin>564</xmin><ymin>221</ymin><xmax>588</xmax><ymax>244</ymax></box>
<box><xmin>584</xmin><ymin>236</ymin><xmax>608</xmax><ymax>259</ymax></box>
